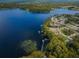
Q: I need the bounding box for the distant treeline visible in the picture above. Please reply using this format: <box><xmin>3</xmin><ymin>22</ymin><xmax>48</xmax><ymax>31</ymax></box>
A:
<box><xmin>0</xmin><ymin>2</ymin><xmax>78</xmax><ymax>13</ymax></box>
<box><xmin>0</xmin><ymin>3</ymin><xmax>76</xmax><ymax>13</ymax></box>
<box><xmin>0</xmin><ymin>3</ymin><xmax>75</xmax><ymax>9</ymax></box>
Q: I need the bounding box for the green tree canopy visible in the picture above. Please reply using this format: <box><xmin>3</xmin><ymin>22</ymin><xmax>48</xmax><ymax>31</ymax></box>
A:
<box><xmin>26</xmin><ymin>51</ymin><xmax>45</xmax><ymax>58</ymax></box>
<box><xmin>21</xmin><ymin>40</ymin><xmax>37</xmax><ymax>54</ymax></box>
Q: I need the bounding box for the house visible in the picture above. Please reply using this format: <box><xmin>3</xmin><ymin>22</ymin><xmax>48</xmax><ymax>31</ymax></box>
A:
<box><xmin>50</xmin><ymin>16</ymin><xmax>66</xmax><ymax>27</ymax></box>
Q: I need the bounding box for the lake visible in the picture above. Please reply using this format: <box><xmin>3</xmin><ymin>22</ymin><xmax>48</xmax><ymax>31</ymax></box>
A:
<box><xmin>0</xmin><ymin>8</ymin><xmax>79</xmax><ymax>58</ymax></box>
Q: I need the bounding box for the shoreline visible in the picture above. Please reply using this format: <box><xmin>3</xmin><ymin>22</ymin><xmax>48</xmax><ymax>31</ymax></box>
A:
<box><xmin>40</xmin><ymin>14</ymin><xmax>79</xmax><ymax>58</ymax></box>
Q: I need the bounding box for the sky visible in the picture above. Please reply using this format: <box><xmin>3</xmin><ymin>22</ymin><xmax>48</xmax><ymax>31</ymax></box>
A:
<box><xmin>0</xmin><ymin>0</ymin><xmax>79</xmax><ymax>3</ymax></box>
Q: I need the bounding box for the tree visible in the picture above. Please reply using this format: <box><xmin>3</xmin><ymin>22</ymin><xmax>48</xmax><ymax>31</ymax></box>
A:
<box><xmin>26</xmin><ymin>51</ymin><xmax>45</xmax><ymax>58</ymax></box>
<box><xmin>21</xmin><ymin>40</ymin><xmax>37</xmax><ymax>54</ymax></box>
<box><xmin>45</xmin><ymin>33</ymin><xmax>69</xmax><ymax>58</ymax></box>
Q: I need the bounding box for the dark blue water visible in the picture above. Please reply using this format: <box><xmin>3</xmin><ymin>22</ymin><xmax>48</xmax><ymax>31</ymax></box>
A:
<box><xmin>0</xmin><ymin>8</ymin><xmax>79</xmax><ymax>58</ymax></box>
